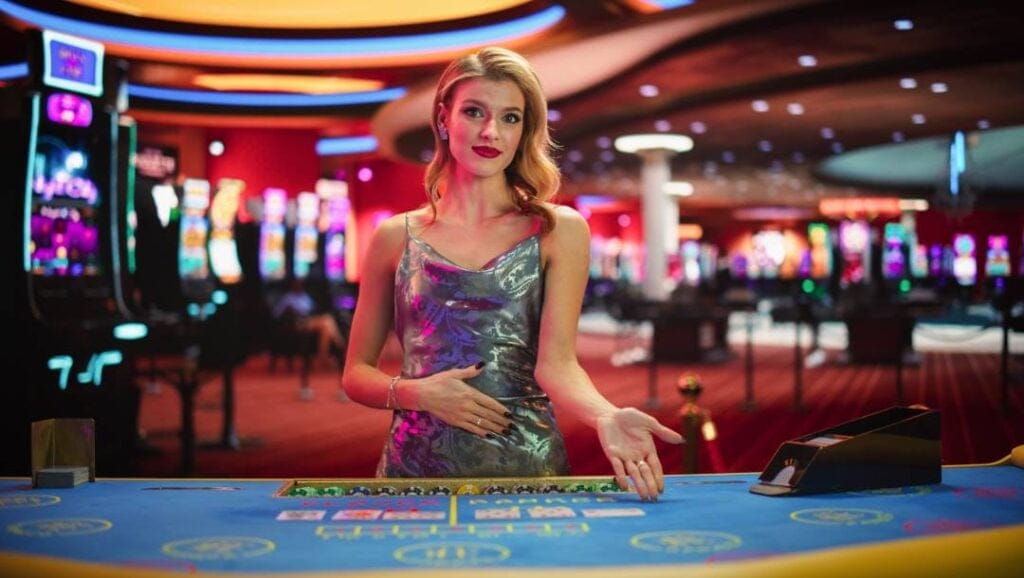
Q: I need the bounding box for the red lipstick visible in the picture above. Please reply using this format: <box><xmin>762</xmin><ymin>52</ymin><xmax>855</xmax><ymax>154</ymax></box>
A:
<box><xmin>472</xmin><ymin>146</ymin><xmax>501</xmax><ymax>159</ymax></box>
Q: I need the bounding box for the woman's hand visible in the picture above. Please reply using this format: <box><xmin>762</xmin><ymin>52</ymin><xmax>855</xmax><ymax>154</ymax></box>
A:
<box><xmin>401</xmin><ymin>363</ymin><xmax>514</xmax><ymax>437</ymax></box>
<box><xmin>596</xmin><ymin>408</ymin><xmax>684</xmax><ymax>501</ymax></box>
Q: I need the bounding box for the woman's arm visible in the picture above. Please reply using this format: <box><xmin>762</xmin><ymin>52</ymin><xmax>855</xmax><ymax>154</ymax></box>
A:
<box><xmin>340</xmin><ymin>214</ymin><xmax>405</xmax><ymax>408</ymax></box>
<box><xmin>535</xmin><ymin>206</ymin><xmax>682</xmax><ymax>500</ymax></box>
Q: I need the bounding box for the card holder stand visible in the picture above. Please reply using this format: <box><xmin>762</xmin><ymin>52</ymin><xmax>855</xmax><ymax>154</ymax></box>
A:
<box><xmin>31</xmin><ymin>418</ymin><xmax>96</xmax><ymax>488</ymax></box>
<box><xmin>750</xmin><ymin>406</ymin><xmax>940</xmax><ymax>496</ymax></box>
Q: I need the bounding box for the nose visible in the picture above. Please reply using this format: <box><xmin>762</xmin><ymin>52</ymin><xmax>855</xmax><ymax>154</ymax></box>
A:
<box><xmin>479</xmin><ymin>116</ymin><xmax>498</xmax><ymax>140</ymax></box>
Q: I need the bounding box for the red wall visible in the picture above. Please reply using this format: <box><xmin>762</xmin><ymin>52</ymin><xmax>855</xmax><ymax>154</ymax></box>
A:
<box><xmin>205</xmin><ymin>127</ymin><xmax>321</xmax><ymax>214</ymax></box>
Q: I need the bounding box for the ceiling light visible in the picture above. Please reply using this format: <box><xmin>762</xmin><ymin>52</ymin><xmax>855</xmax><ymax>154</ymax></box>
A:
<box><xmin>831</xmin><ymin>142</ymin><xmax>844</xmax><ymax>154</ymax></box>
<box><xmin>614</xmin><ymin>134</ymin><xmax>694</xmax><ymax>153</ymax></box>
<box><xmin>654</xmin><ymin>119</ymin><xmax>672</xmax><ymax>132</ymax></box>
<box><xmin>567</xmin><ymin>150</ymin><xmax>584</xmax><ymax>163</ymax></box>
<box><xmin>547</xmin><ymin>109</ymin><xmax>562</xmax><ymax>122</ymax></box>
<box><xmin>820</xmin><ymin>127</ymin><xmax>835</xmax><ymax>139</ymax></box>
<box><xmin>894</xmin><ymin>19</ymin><xmax>914</xmax><ymax>31</ymax></box>
<box><xmin>786</xmin><ymin>102</ymin><xmax>805</xmax><ymax>115</ymax></box>
<box><xmin>898</xmin><ymin>199</ymin><xmax>929</xmax><ymax>212</ymax></box>
<box><xmin>208</xmin><ymin>140</ymin><xmax>225</xmax><ymax>156</ymax></box>
<box><xmin>600</xmin><ymin>150</ymin><xmax>616</xmax><ymax>163</ymax></box>
<box><xmin>757</xmin><ymin>140</ymin><xmax>772</xmax><ymax>153</ymax></box>
<box><xmin>751</xmin><ymin>100</ymin><xmax>770</xmax><ymax>112</ymax></box>
<box><xmin>639</xmin><ymin>84</ymin><xmax>660</xmax><ymax>97</ymax></box>
<box><xmin>977</xmin><ymin>119</ymin><xmax>991</xmax><ymax>129</ymax></box>
<box><xmin>911</xmin><ymin>113</ymin><xmax>927</xmax><ymax>125</ymax></box>
<box><xmin>892</xmin><ymin>131</ymin><xmax>905</xmax><ymax>142</ymax></box>
<box><xmin>596</xmin><ymin>136</ymin><xmax>612</xmax><ymax>149</ymax></box>
<box><xmin>664</xmin><ymin>181</ymin><xmax>694</xmax><ymax>196</ymax></box>
<box><xmin>315</xmin><ymin>135</ymin><xmax>378</xmax><ymax>156</ymax></box>
<box><xmin>900</xmin><ymin>78</ymin><xmax>917</xmax><ymax>89</ymax></box>
<box><xmin>930</xmin><ymin>82</ymin><xmax>948</xmax><ymax>93</ymax></box>
<box><xmin>797</xmin><ymin>54</ymin><xmax>817</xmax><ymax>67</ymax></box>
<box><xmin>722</xmin><ymin>151</ymin><xmax>736</xmax><ymax>163</ymax></box>
<box><xmin>129</xmin><ymin>84</ymin><xmax>405</xmax><ymax>107</ymax></box>
<box><xmin>689</xmin><ymin>121</ymin><xmax>707</xmax><ymax>134</ymax></box>
<box><xmin>192</xmin><ymin>74</ymin><xmax>383</xmax><ymax>94</ymax></box>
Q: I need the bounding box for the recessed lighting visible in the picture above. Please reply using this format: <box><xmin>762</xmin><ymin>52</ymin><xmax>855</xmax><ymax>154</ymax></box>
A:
<box><xmin>930</xmin><ymin>82</ymin><xmax>948</xmax><ymax>93</ymax></box>
<box><xmin>689</xmin><ymin>121</ymin><xmax>707</xmax><ymax>134</ymax></box>
<box><xmin>751</xmin><ymin>100</ymin><xmax>770</xmax><ymax>112</ymax></box>
<box><xmin>977</xmin><ymin>119</ymin><xmax>991</xmax><ymax>129</ymax></box>
<box><xmin>892</xmin><ymin>131</ymin><xmax>905</xmax><ymax>142</ymax></box>
<box><xmin>786</xmin><ymin>102</ymin><xmax>805</xmax><ymax>115</ymax></box>
<box><xmin>654</xmin><ymin>119</ymin><xmax>672</xmax><ymax>132</ymax></box>
<box><xmin>758</xmin><ymin>139</ymin><xmax>772</xmax><ymax>153</ymax></box>
<box><xmin>894</xmin><ymin>19</ymin><xmax>914</xmax><ymax>31</ymax></box>
<box><xmin>596</xmin><ymin>136</ymin><xmax>612</xmax><ymax>149</ymax></box>
<box><xmin>614</xmin><ymin>134</ymin><xmax>694</xmax><ymax>154</ymax></box>
<box><xmin>618</xmin><ymin>214</ymin><xmax>631</xmax><ymax>228</ymax></box>
<box><xmin>567</xmin><ymin>150</ymin><xmax>583</xmax><ymax>163</ymax></box>
<box><xmin>664</xmin><ymin>181</ymin><xmax>694</xmax><ymax>197</ymax></box>
<box><xmin>770</xmin><ymin>159</ymin><xmax>784</xmax><ymax>172</ymax></box>
<box><xmin>820</xmin><ymin>127</ymin><xmax>835</xmax><ymax>139</ymax></box>
<box><xmin>357</xmin><ymin>166</ymin><xmax>373</xmax><ymax>182</ymax></box>
<box><xmin>900</xmin><ymin>77</ymin><xmax>918</xmax><ymax>89</ymax></box>
<box><xmin>831</xmin><ymin>142</ymin><xmax>844</xmax><ymax>154</ymax></box>
<box><xmin>208</xmin><ymin>140</ymin><xmax>225</xmax><ymax>156</ymax></box>
<box><xmin>911</xmin><ymin>113</ymin><xmax>927</xmax><ymax>125</ymax></box>
<box><xmin>547</xmin><ymin>109</ymin><xmax>562</xmax><ymax>122</ymax></box>
<box><xmin>797</xmin><ymin>54</ymin><xmax>817</xmax><ymax>67</ymax></box>
<box><xmin>599</xmin><ymin>150</ymin><xmax>616</xmax><ymax>163</ymax></box>
<box><xmin>639</xmin><ymin>84</ymin><xmax>659</xmax><ymax>97</ymax></box>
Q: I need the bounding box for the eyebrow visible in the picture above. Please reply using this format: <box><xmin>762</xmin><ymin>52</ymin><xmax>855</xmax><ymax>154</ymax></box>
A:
<box><xmin>460</xmin><ymin>98</ymin><xmax>523</xmax><ymax>114</ymax></box>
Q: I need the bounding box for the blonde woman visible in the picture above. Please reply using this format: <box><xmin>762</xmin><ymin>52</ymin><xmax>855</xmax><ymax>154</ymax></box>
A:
<box><xmin>343</xmin><ymin>47</ymin><xmax>681</xmax><ymax>500</ymax></box>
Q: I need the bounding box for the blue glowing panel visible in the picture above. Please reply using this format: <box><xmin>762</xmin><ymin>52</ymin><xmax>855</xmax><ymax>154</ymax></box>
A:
<box><xmin>41</xmin><ymin>30</ymin><xmax>104</xmax><ymax>97</ymax></box>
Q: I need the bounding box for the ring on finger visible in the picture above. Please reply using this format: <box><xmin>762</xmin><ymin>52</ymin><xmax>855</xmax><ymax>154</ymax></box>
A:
<box><xmin>637</xmin><ymin>460</ymin><xmax>647</xmax><ymax>467</ymax></box>
<box><xmin>475</xmin><ymin>417</ymin><xmax>482</xmax><ymax>426</ymax></box>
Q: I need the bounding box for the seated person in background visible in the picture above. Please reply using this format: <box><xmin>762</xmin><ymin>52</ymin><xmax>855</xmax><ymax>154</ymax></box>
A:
<box><xmin>273</xmin><ymin>279</ymin><xmax>346</xmax><ymax>365</ymax></box>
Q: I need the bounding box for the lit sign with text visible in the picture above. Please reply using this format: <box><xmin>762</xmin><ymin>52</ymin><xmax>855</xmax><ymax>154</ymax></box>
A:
<box><xmin>42</xmin><ymin>30</ymin><xmax>104</xmax><ymax>97</ymax></box>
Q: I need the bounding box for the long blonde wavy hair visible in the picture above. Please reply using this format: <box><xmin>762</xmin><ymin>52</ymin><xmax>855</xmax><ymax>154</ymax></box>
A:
<box><xmin>424</xmin><ymin>47</ymin><xmax>561</xmax><ymax>232</ymax></box>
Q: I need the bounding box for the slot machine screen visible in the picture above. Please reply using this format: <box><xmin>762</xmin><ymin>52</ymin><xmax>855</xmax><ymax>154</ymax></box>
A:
<box><xmin>29</xmin><ymin>123</ymin><xmax>104</xmax><ymax>278</ymax></box>
<box><xmin>952</xmin><ymin>233</ymin><xmax>976</xmax><ymax>287</ymax></box>
<box><xmin>807</xmin><ymin>222</ymin><xmax>832</xmax><ymax>279</ymax></box>
<box><xmin>985</xmin><ymin>235</ymin><xmax>1010</xmax><ymax>278</ymax></box>
<box><xmin>882</xmin><ymin>222</ymin><xmax>906</xmax><ymax>279</ymax></box>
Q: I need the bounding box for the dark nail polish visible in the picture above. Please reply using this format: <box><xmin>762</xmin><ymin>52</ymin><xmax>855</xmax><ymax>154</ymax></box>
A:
<box><xmin>486</xmin><ymin>432</ymin><xmax>498</xmax><ymax>439</ymax></box>
<box><xmin>504</xmin><ymin>411</ymin><xmax>513</xmax><ymax>418</ymax></box>
<box><xmin>507</xmin><ymin>423</ymin><xmax>518</xmax><ymax>431</ymax></box>
<box><xmin>475</xmin><ymin>361</ymin><xmax>485</xmax><ymax>369</ymax></box>
<box><xmin>502</xmin><ymin>427</ymin><xmax>512</xmax><ymax>436</ymax></box>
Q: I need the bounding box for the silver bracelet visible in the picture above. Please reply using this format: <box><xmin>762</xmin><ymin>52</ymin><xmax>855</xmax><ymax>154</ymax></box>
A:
<box><xmin>387</xmin><ymin>375</ymin><xmax>401</xmax><ymax>410</ymax></box>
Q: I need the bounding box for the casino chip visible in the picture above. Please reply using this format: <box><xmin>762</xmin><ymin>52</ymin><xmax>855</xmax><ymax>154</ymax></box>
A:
<box><xmin>483</xmin><ymin>485</ymin><xmax>510</xmax><ymax>495</ymax></box>
<box><xmin>378</xmin><ymin>486</ymin><xmax>398</xmax><ymax>496</ymax></box>
<box><xmin>512</xmin><ymin>484</ymin><xmax>536</xmax><ymax>494</ymax></box>
<box><xmin>456</xmin><ymin>484</ymin><xmax>481</xmax><ymax>495</ymax></box>
<box><xmin>426</xmin><ymin>486</ymin><xmax>452</xmax><ymax>496</ymax></box>
<box><xmin>348</xmin><ymin>486</ymin><xmax>373</xmax><ymax>496</ymax></box>
<box><xmin>401</xmin><ymin>486</ymin><xmax>425</xmax><ymax>496</ymax></box>
<box><xmin>539</xmin><ymin>484</ymin><xmax>562</xmax><ymax>494</ymax></box>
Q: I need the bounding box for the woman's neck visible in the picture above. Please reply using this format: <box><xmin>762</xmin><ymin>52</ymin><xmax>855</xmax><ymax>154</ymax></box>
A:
<box><xmin>438</xmin><ymin>171</ymin><xmax>517</xmax><ymax>224</ymax></box>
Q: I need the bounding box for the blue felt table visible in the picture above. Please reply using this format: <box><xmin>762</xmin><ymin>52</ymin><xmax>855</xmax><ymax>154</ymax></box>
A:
<box><xmin>1</xmin><ymin>464</ymin><xmax>1022</xmax><ymax>577</ymax></box>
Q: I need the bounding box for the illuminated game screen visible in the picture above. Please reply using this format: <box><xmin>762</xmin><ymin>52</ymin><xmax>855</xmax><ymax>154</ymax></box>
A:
<box><xmin>952</xmin><ymin>233</ymin><xmax>977</xmax><ymax>286</ymax></box>
<box><xmin>882</xmin><ymin>223</ymin><xmax>906</xmax><ymax>279</ymax></box>
<box><xmin>29</xmin><ymin>130</ymin><xmax>104</xmax><ymax>277</ymax></box>
<box><xmin>985</xmin><ymin>235</ymin><xmax>1011</xmax><ymax>278</ymax></box>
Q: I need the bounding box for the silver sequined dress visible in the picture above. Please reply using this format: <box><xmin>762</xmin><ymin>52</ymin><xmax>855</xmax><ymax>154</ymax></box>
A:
<box><xmin>377</xmin><ymin>215</ymin><xmax>570</xmax><ymax>478</ymax></box>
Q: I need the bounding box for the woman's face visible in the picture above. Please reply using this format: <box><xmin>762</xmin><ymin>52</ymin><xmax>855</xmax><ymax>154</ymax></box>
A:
<box><xmin>441</xmin><ymin>77</ymin><xmax>526</xmax><ymax>182</ymax></box>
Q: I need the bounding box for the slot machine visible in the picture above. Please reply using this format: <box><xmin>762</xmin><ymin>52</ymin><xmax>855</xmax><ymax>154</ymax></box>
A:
<box><xmin>318</xmin><ymin>179</ymin><xmax>356</xmax><ymax>311</ymax></box>
<box><xmin>292</xmin><ymin>191</ymin><xmax>320</xmax><ymax>280</ymax></box>
<box><xmin>179</xmin><ymin>178</ymin><xmax>215</xmax><ymax>302</ymax></box>
<box><xmin>838</xmin><ymin>220</ymin><xmax>870</xmax><ymax>289</ymax></box>
<box><xmin>984</xmin><ymin>234</ymin><xmax>1011</xmax><ymax>297</ymax></box>
<box><xmin>208</xmin><ymin>178</ymin><xmax>245</xmax><ymax>287</ymax></box>
<box><xmin>952</xmin><ymin>233</ymin><xmax>977</xmax><ymax>292</ymax></box>
<box><xmin>881</xmin><ymin>222</ymin><xmax>910</xmax><ymax>295</ymax></box>
<box><xmin>259</xmin><ymin>187</ymin><xmax>288</xmax><ymax>285</ymax></box>
<box><xmin>4</xmin><ymin>30</ymin><xmax>146</xmax><ymax>474</ymax></box>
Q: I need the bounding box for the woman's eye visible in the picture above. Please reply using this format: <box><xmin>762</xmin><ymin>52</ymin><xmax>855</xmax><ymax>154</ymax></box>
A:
<box><xmin>463</xmin><ymin>107</ymin><xmax>483</xmax><ymax>118</ymax></box>
<box><xmin>504</xmin><ymin>113</ymin><xmax>522</xmax><ymax>124</ymax></box>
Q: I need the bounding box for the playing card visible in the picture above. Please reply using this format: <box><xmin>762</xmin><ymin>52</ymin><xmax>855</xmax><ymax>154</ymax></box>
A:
<box><xmin>474</xmin><ymin>507</ymin><xmax>521</xmax><ymax>520</ymax></box>
<box><xmin>580</xmin><ymin>508</ymin><xmax>646</xmax><ymax>518</ymax></box>
<box><xmin>331</xmin><ymin>509</ymin><xmax>383</xmax><ymax>521</ymax></box>
<box><xmin>277</xmin><ymin>510</ymin><xmax>327</xmax><ymax>521</ymax></box>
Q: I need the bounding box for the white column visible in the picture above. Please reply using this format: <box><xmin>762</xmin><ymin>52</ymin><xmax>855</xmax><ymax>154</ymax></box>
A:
<box><xmin>638</xmin><ymin>148</ymin><xmax>678</xmax><ymax>300</ymax></box>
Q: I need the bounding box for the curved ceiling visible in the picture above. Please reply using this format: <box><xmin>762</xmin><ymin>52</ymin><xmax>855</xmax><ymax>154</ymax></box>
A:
<box><xmin>64</xmin><ymin>0</ymin><xmax>533</xmax><ymax>29</ymax></box>
<box><xmin>2</xmin><ymin>0</ymin><xmax>1022</xmax><ymax>213</ymax></box>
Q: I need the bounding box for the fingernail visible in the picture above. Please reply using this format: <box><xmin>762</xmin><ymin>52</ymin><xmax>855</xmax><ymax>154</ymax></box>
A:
<box><xmin>504</xmin><ymin>411</ymin><xmax>513</xmax><ymax>418</ymax></box>
<box><xmin>486</xmin><ymin>433</ymin><xmax>498</xmax><ymax>439</ymax></box>
<box><xmin>502</xmin><ymin>427</ymin><xmax>512</xmax><ymax>436</ymax></box>
<box><xmin>507</xmin><ymin>423</ymin><xmax>518</xmax><ymax>431</ymax></box>
<box><xmin>475</xmin><ymin>361</ymin><xmax>485</xmax><ymax>369</ymax></box>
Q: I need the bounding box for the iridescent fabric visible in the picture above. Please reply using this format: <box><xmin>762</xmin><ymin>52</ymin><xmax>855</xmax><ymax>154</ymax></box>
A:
<box><xmin>377</xmin><ymin>215</ymin><xmax>570</xmax><ymax>478</ymax></box>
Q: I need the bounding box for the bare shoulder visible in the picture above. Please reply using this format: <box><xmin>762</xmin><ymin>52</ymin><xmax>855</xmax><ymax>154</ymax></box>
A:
<box><xmin>540</xmin><ymin>204</ymin><xmax>590</xmax><ymax>266</ymax></box>
<box><xmin>366</xmin><ymin>212</ymin><xmax>410</xmax><ymax>267</ymax></box>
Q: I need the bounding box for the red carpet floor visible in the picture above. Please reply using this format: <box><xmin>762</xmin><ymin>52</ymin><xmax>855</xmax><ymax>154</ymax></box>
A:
<box><xmin>134</xmin><ymin>333</ymin><xmax>1024</xmax><ymax>479</ymax></box>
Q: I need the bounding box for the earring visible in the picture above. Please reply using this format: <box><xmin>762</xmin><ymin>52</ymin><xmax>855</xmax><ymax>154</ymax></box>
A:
<box><xmin>438</xmin><ymin>124</ymin><xmax>448</xmax><ymax>141</ymax></box>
